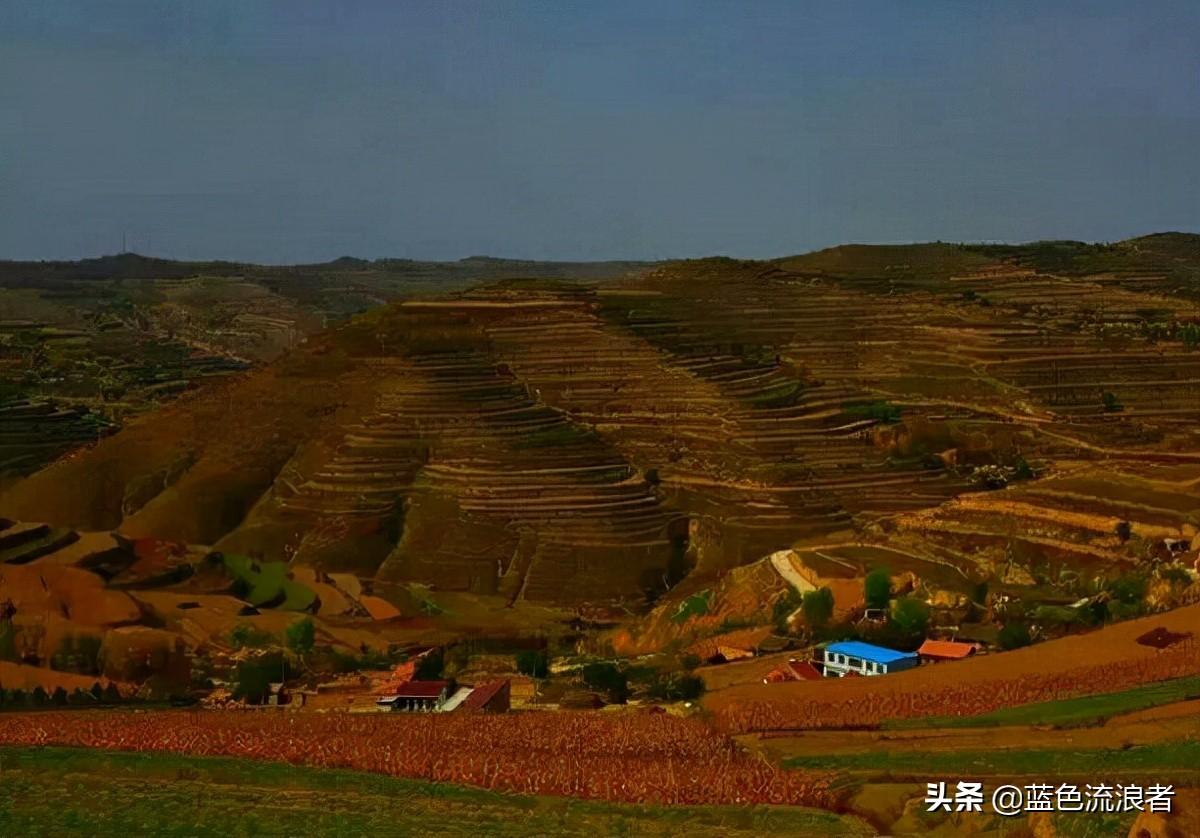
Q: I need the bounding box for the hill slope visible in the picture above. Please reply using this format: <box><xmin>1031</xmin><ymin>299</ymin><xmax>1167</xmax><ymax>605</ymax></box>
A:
<box><xmin>5</xmin><ymin>237</ymin><xmax>1200</xmax><ymax>603</ymax></box>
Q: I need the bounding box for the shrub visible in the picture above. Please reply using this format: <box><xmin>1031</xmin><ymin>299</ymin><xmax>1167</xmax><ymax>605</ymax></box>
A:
<box><xmin>414</xmin><ymin>648</ymin><xmax>444</xmax><ymax>680</ymax></box>
<box><xmin>0</xmin><ymin>623</ymin><xmax>18</xmax><ymax>663</ymax></box>
<box><xmin>1101</xmin><ymin>391</ymin><xmax>1123</xmax><ymax>413</ymax></box>
<box><xmin>232</xmin><ymin>654</ymin><xmax>288</xmax><ymax>705</ymax></box>
<box><xmin>50</xmin><ymin>634</ymin><xmax>103</xmax><ymax>675</ymax></box>
<box><xmin>772</xmin><ymin>588</ymin><xmax>802</xmax><ymax>633</ymax></box>
<box><xmin>229</xmin><ymin>623</ymin><xmax>274</xmax><ymax>650</ymax></box>
<box><xmin>285</xmin><ymin>618</ymin><xmax>315</xmax><ymax>657</ymax></box>
<box><xmin>845</xmin><ymin>400</ymin><xmax>902</xmax><ymax>424</ymax></box>
<box><xmin>672</xmin><ymin>590</ymin><xmax>711</xmax><ymax>624</ymax></box>
<box><xmin>581</xmin><ymin>662</ymin><xmax>629</xmax><ymax>703</ymax></box>
<box><xmin>890</xmin><ymin>596</ymin><xmax>930</xmax><ymax>639</ymax></box>
<box><xmin>680</xmin><ymin>653</ymin><xmax>701</xmax><ymax>672</ymax></box>
<box><xmin>864</xmin><ymin>567</ymin><xmax>891</xmax><ymax>610</ymax></box>
<box><xmin>1159</xmin><ymin>566</ymin><xmax>1193</xmax><ymax>586</ymax></box>
<box><xmin>998</xmin><ymin>622</ymin><xmax>1033</xmax><ymax>650</ymax></box>
<box><xmin>643</xmin><ymin>672</ymin><xmax>706</xmax><ymax>702</ymax></box>
<box><xmin>1108</xmin><ymin>573</ymin><xmax>1148</xmax><ymax>605</ymax></box>
<box><xmin>801</xmin><ymin>587</ymin><xmax>835</xmax><ymax>629</ymax></box>
<box><xmin>515</xmin><ymin>649</ymin><xmax>549</xmax><ymax>679</ymax></box>
<box><xmin>1012</xmin><ymin>457</ymin><xmax>1034</xmax><ymax>480</ymax></box>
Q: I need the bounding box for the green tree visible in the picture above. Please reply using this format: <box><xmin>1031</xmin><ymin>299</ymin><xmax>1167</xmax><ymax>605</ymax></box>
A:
<box><xmin>581</xmin><ymin>661</ymin><xmax>628</xmax><ymax>704</ymax></box>
<box><xmin>998</xmin><ymin>622</ymin><xmax>1033</xmax><ymax>650</ymax></box>
<box><xmin>515</xmin><ymin>649</ymin><xmax>549</xmax><ymax>679</ymax></box>
<box><xmin>644</xmin><ymin>672</ymin><xmax>706</xmax><ymax>702</ymax></box>
<box><xmin>0</xmin><ymin>622</ymin><xmax>18</xmax><ymax>663</ymax></box>
<box><xmin>890</xmin><ymin>596</ymin><xmax>930</xmax><ymax>638</ymax></box>
<box><xmin>229</xmin><ymin>623</ymin><xmax>273</xmax><ymax>650</ymax></box>
<box><xmin>1114</xmin><ymin>521</ymin><xmax>1132</xmax><ymax>543</ymax></box>
<box><xmin>50</xmin><ymin>634</ymin><xmax>103</xmax><ymax>675</ymax></box>
<box><xmin>864</xmin><ymin>567</ymin><xmax>892</xmax><ymax>610</ymax></box>
<box><xmin>801</xmin><ymin>587</ymin><xmax>835</xmax><ymax>628</ymax></box>
<box><xmin>772</xmin><ymin>588</ymin><xmax>803</xmax><ymax>633</ymax></box>
<box><xmin>285</xmin><ymin>618</ymin><xmax>315</xmax><ymax>657</ymax></box>
<box><xmin>1108</xmin><ymin>572</ymin><xmax>1148</xmax><ymax>605</ymax></box>
<box><xmin>231</xmin><ymin>654</ymin><xmax>287</xmax><ymax>705</ymax></box>
<box><xmin>414</xmin><ymin>648</ymin><xmax>444</xmax><ymax>680</ymax></box>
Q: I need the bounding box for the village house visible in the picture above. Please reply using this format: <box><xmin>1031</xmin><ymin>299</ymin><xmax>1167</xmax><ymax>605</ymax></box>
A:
<box><xmin>376</xmin><ymin>680</ymin><xmax>451</xmax><ymax>712</ymax></box>
<box><xmin>461</xmin><ymin>679</ymin><xmax>511</xmax><ymax>713</ymax></box>
<box><xmin>762</xmin><ymin>658</ymin><xmax>823</xmax><ymax>684</ymax></box>
<box><xmin>917</xmin><ymin>639</ymin><xmax>978</xmax><ymax>663</ymax></box>
<box><xmin>821</xmin><ymin>641</ymin><xmax>918</xmax><ymax>677</ymax></box>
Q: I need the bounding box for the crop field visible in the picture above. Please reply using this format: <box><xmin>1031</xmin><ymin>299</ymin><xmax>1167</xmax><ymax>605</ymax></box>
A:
<box><xmin>885</xmin><ymin>675</ymin><xmax>1200</xmax><ymax>730</ymax></box>
<box><xmin>0</xmin><ymin>710</ymin><xmax>840</xmax><ymax>809</ymax></box>
<box><xmin>0</xmin><ymin>746</ymin><xmax>869</xmax><ymax>837</ymax></box>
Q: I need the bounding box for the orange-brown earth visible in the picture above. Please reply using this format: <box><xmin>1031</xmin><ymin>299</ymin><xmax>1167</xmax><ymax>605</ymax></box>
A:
<box><xmin>4</xmin><ymin>237</ymin><xmax>1200</xmax><ymax>610</ymax></box>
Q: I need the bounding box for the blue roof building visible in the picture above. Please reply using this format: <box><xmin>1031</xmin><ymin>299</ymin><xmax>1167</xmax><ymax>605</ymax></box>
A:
<box><xmin>821</xmin><ymin>641</ymin><xmax>919</xmax><ymax>677</ymax></box>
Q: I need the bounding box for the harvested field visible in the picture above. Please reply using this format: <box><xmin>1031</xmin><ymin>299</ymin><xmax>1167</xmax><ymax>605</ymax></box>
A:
<box><xmin>749</xmin><ymin>698</ymin><xmax>1200</xmax><ymax>762</ymax></box>
<box><xmin>706</xmin><ymin>605</ymin><xmax>1200</xmax><ymax>732</ymax></box>
<box><xmin>0</xmin><ymin>709</ymin><xmax>840</xmax><ymax>809</ymax></box>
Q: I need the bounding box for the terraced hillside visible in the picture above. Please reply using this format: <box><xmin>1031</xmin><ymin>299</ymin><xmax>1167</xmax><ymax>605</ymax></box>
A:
<box><xmin>0</xmin><ymin>254</ymin><xmax>654</xmax><ymax>477</ymax></box>
<box><xmin>3</xmin><ymin>236</ymin><xmax>1200</xmax><ymax>605</ymax></box>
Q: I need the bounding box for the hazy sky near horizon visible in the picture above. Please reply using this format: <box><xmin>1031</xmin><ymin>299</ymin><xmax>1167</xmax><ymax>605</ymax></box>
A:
<box><xmin>1</xmin><ymin>1</ymin><xmax>1197</xmax><ymax>263</ymax></box>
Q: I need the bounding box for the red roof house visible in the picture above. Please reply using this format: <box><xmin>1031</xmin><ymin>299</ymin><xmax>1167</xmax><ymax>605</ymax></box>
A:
<box><xmin>917</xmin><ymin>639</ymin><xmax>979</xmax><ymax>662</ymax></box>
<box><xmin>763</xmin><ymin>658</ymin><xmax>823</xmax><ymax>684</ymax></box>
<box><xmin>462</xmin><ymin>679</ymin><xmax>511</xmax><ymax>713</ymax></box>
<box><xmin>376</xmin><ymin>680</ymin><xmax>450</xmax><ymax>712</ymax></box>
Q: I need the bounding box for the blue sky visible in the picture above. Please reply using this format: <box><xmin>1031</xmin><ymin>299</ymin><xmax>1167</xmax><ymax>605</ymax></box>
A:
<box><xmin>1</xmin><ymin>1</ymin><xmax>1197</xmax><ymax>262</ymax></box>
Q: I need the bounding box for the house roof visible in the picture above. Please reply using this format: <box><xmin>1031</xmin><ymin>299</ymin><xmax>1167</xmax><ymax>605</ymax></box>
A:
<box><xmin>787</xmin><ymin>660</ymin><xmax>823</xmax><ymax>680</ymax></box>
<box><xmin>917</xmin><ymin>639</ymin><xmax>977</xmax><ymax>659</ymax></box>
<box><xmin>765</xmin><ymin>659</ymin><xmax>823</xmax><ymax>683</ymax></box>
<box><xmin>462</xmin><ymin>679</ymin><xmax>509</xmax><ymax>710</ymax></box>
<box><xmin>391</xmin><ymin>680</ymin><xmax>449</xmax><ymax>698</ymax></box>
<box><xmin>825</xmin><ymin>640</ymin><xmax>917</xmax><ymax>665</ymax></box>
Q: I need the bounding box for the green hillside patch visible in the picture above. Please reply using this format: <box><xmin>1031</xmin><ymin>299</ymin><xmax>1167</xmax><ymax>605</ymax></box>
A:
<box><xmin>0</xmin><ymin>747</ymin><xmax>871</xmax><ymax>838</ymax></box>
<box><xmin>672</xmin><ymin>590</ymin><xmax>712</xmax><ymax>624</ymax></box>
<box><xmin>221</xmin><ymin>553</ymin><xmax>315</xmax><ymax>611</ymax></box>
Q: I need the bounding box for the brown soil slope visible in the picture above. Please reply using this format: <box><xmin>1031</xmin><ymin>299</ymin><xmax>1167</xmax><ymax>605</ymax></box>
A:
<box><xmin>6</xmin><ymin>242</ymin><xmax>1200</xmax><ymax>603</ymax></box>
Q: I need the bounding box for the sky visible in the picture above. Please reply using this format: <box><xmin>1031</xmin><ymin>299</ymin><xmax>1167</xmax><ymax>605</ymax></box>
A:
<box><xmin>1</xmin><ymin>1</ymin><xmax>1197</xmax><ymax>262</ymax></box>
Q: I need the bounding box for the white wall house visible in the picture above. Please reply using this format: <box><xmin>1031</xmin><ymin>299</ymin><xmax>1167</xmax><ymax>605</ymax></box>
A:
<box><xmin>821</xmin><ymin>641</ymin><xmax>919</xmax><ymax>677</ymax></box>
